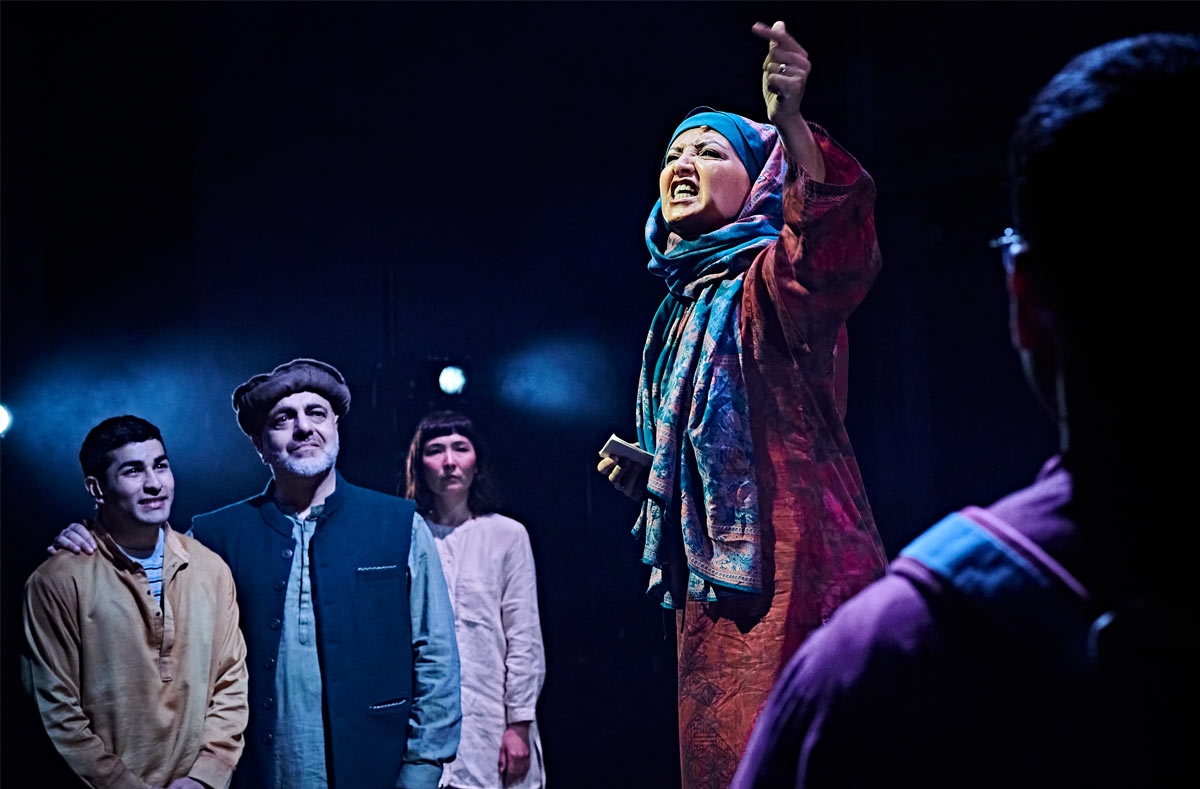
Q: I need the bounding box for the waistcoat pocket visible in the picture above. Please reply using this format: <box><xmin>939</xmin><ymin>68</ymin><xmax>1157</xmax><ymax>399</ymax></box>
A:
<box><xmin>368</xmin><ymin>696</ymin><xmax>410</xmax><ymax>715</ymax></box>
<box><xmin>357</xmin><ymin>564</ymin><xmax>402</xmax><ymax>582</ymax></box>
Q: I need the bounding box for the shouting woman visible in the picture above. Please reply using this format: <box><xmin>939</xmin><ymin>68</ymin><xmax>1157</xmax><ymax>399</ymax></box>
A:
<box><xmin>597</xmin><ymin>21</ymin><xmax>888</xmax><ymax>787</ymax></box>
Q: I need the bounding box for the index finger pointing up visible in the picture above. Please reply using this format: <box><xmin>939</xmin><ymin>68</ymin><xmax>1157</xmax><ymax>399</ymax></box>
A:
<box><xmin>751</xmin><ymin>21</ymin><xmax>807</xmax><ymax>58</ymax></box>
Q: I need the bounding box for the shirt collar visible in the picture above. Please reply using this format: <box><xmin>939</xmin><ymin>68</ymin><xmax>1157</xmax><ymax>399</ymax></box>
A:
<box><xmin>259</xmin><ymin>470</ymin><xmax>348</xmax><ymax>537</ymax></box>
<box><xmin>91</xmin><ymin>520</ymin><xmax>186</xmax><ymax>573</ymax></box>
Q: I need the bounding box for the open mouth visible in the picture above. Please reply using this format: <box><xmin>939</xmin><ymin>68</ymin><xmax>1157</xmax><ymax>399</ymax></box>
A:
<box><xmin>140</xmin><ymin>497</ymin><xmax>169</xmax><ymax>508</ymax></box>
<box><xmin>671</xmin><ymin>180</ymin><xmax>698</xmax><ymax>200</ymax></box>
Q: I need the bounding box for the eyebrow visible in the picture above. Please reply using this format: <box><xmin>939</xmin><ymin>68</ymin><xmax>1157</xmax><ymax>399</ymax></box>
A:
<box><xmin>423</xmin><ymin>437</ymin><xmax>469</xmax><ymax>448</ymax></box>
<box><xmin>668</xmin><ymin>134</ymin><xmax>730</xmax><ymax>153</ymax></box>
<box><xmin>117</xmin><ymin>454</ymin><xmax>169</xmax><ymax>471</ymax></box>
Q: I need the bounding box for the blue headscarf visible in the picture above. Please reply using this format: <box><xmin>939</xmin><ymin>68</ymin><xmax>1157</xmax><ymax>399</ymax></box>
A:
<box><xmin>635</xmin><ymin>109</ymin><xmax>786</xmax><ymax>606</ymax></box>
<box><xmin>646</xmin><ymin>107</ymin><xmax>784</xmax><ymax>298</ymax></box>
<box><xmin>662</xmin><ymin>109</ymin><xmax>772</xmax><ymax>180</ymax></box>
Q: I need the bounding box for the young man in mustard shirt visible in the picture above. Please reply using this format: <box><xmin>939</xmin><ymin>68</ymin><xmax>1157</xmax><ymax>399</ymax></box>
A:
<box><xmin>23</xmin><ymin>415</ymin><xmax>248</xmax><ymax>789</ymax></box>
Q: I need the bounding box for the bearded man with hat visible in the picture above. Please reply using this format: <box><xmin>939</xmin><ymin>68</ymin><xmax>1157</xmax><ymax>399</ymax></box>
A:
<box><xmin>195</xmin><ymin>358</ymin><xmax>461</xmax><ymax>789</ymax></box>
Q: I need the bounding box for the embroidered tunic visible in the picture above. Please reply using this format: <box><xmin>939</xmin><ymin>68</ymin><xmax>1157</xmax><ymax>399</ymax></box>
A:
<box><xmin>638</xmin><ymin>123</ymin><xmax>888</xmax><ymax>787</ymax></box>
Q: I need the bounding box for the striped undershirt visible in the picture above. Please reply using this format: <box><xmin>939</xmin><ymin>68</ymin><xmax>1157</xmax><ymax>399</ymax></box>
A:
<box><xmin>118</xmin><ymin>528</ymin><xmax>165</xmax><ymax>604</ymax></box>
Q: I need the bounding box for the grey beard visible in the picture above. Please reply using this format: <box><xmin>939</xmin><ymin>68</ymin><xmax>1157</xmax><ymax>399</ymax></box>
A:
<box><xmin>270</xmin><ymin>437</ymin><xmax>339</xmax><ymax>478</ymax></box>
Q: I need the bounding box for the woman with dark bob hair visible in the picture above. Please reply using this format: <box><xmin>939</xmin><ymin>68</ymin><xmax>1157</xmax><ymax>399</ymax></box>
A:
<box><xmin>404</xmin><ymin>410</ymin><xmax>545</xmax><ymax>789</ymax></box>
<box><xmin>596</xmin><ymin>20</ymin><xmax>888</xmax><ymax>788</ymax></box>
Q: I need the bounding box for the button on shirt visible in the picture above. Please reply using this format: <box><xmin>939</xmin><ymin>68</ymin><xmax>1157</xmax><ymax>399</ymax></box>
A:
<box><xmin>273</xmin><ymin>507</ymin><xmax>327</xmax><ymax>788</ymax></box>
<box><xmin>22</xmin><ymin>523</ymin><xmax>248</xmax><ymax>789</ymax></box>
<box><xmin>116</xmin><ymin>527</ymin><xmax>166</xmax><ymax>606</ymax></box>
<box><xmin>271</xmin><ymin>508</ymin><xmax>459</xmax><ymax>789</ymax></box>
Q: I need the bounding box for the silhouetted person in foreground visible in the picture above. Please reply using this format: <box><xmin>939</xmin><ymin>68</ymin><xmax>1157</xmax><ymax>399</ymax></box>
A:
<box><xmin>732</xmin><ymin>33</ymin><xmax>1199</xmax><ymax>789</ymax></box>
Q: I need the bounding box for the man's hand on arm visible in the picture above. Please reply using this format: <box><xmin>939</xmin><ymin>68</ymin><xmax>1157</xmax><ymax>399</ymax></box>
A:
<box><xmin>47</xmin><ymin>521</ymin><xmax>96</xmax><ymax>556</ymax></box>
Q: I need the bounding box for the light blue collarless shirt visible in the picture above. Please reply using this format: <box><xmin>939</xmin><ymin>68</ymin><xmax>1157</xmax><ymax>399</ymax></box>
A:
<box><xmin>271</xmin><ymin>508</ymin><xmax>459</xmax><ymax>789</ymax></box>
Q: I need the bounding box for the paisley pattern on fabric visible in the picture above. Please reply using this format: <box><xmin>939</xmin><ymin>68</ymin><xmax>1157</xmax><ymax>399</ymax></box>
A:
<box><xmin>635</xmin><ymin>114</ymin><xmax>786</xmax><ymax>606</ymax></box>
<box><xmin>633</xmin><ymin>116</ymin><xmax>890</xmax><ymax>789</ymax></box>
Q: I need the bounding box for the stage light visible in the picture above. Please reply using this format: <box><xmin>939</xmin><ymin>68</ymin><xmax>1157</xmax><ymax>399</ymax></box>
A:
<box><xmin>438</xmin><ymin>365</ymin><xmax>467</xmax><ymax>396</ymax></box>
<box><xmin>0</xmin><ymin>404</ymin><xmax>10</xmax><ymax>437</ymax></box>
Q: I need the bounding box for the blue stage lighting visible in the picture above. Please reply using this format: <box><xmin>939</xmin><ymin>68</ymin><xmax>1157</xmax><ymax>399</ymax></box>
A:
<box><xmin>498</xmin><ymin>338</ymin><xmax>615</xmax><ymax>420</ymax></box>
<box><xmin>438</xmin><ymin>365</ymin><xmax>467</xmax><ymax>396</ymax></box>
<box><xmin>0</xmin><ymin>404</ymin><xmax>10</xmax><ymax>437</ymax></box>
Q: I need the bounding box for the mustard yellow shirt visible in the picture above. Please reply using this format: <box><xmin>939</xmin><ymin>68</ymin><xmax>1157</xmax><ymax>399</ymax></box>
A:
<box><xmin>22</xmin><ymin>523</ymin><xmax>248</xmax><ymax>789</ymax></box>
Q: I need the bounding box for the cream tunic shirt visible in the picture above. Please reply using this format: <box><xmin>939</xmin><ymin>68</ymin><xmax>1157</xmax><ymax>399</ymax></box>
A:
<box><xmin>426</xmin><ymin>513</ymin><xmax>546</xmax><ymax>789</ymax></box>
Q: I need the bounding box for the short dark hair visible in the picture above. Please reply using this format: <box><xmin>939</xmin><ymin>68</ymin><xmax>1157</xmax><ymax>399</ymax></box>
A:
<box><xmin>403</xmin><ymin>410</ymin><xmax>502</xmax><ymax>518</ymax></box>
<box><xmin>79</xmin><ymin>415</ymin><xmax>166</xmax><ymax>479</ymax></box>
<box><xmin>1010</xmin><ymin>33</ymin><xmax>1200</xmax><ymax>336</ymax></box>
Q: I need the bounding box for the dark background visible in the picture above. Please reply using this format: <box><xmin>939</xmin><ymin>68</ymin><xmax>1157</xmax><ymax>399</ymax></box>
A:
<box><xmin>3</xmin><ymin>2</ymin><xmax>1196</xmax><ymax>786</ymax></box>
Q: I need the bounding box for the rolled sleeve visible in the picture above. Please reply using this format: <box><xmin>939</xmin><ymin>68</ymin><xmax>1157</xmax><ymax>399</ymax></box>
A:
<box><xmin>398</xmin><ymin>513</ymin><xmax>461</xmax><ymax>789</ymax></box>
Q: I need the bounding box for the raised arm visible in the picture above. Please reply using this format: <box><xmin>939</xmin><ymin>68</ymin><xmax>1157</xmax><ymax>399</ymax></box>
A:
<box><xmin>186</xmin><ymin>561</ymin><xmax>249</xmax><ymax>789</ymax></box>
<box><xmin>748</xmin><ymin>21</ymin><xmax>880</xmax><ymax>355</ymax></box>
<box><xmin>22</xmin><ymin>571</ymin><xmax>142</xmax><ymax>789</ymax></box>
<box><xmin>398</xmin><ymin>514</ymin><xmax>462</xmax><ymax>789</ymax></box>
<box><xmin>753</xmin><ymin>20</ymin><xmax>826</xmax><ymax>183</ymax></box>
